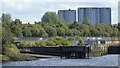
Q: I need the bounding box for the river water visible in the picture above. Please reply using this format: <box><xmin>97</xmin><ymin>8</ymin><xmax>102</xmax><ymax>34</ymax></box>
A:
<box><xmin>2</xmin><ymin>54</ymin><xmax>118</xmax><ymax>66</ymax></box>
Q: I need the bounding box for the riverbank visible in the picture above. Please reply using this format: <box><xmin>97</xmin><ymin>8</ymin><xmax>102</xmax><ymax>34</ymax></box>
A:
<box><xmin>89</xmin><ymin>50</ymin><xmax>108</xmax><ymax>57</ymax></box>
<box><xmin>21</xmin><ymin>53</ymin><xmax>60</xmax><ymax>58</ymax></box>
<box><xmin>1</xmin><ymin>50</ymin><xmax>108</xmax><ymax>63</ymax></box>
<box><xmin>2</xmin><ymin>54</ymin><xmax>118</xmax><ymax>66</ymax></box>
<box><xmin>1</xmin><ymin>54</ymin><xmax>38</xmax><ymax>63</ymax></box>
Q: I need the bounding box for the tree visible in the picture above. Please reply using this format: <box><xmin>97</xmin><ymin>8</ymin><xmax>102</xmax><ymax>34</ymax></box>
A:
<box><xmin>11</xmin><ymin>25</ymin><xmax>22</xmax><ymax>37</ymax></box>
<box><xmin>31</xmin><ymin>28</ymin><xmax>39</xmax><ymax>37</ymax></box>
<box><xmin>95</xmin><ymin>23</ymin><xmax>104</xmax><ymax>37</ymax></box>
<box><xmin>113</xmin><ymin>24</ymin><xmax>118</xmax><ymax>28</ymax></box>
<box><xmin>113</xmin><ymin>28</ymin><xmax>119</xmax><ymax>37</ymax></box>
<box><xmin>1</xmin><ymin>13</ymin><xmax>12</xmax><ymax>23</ymax></box>
<box><xmin>76</xmin><ymin>36</ymin><xmax>82</xmax><ymax>44</ymax></box>
<box><xmin>82</xmin><ymin>24</ymin><xmax>90</xmax><ymax>37</ymax></box>
<box><xmin>74</xmin><ymin>20</ymin><xmax>77</xmax><ymax>25</ymax></box>
<box><xmin>23</xmin><ymin>27</ymin><xmax>32</xmax><ymax>37</ymax></box>
<box><xmin>41</xmin><ymin>12</ymin><xmax>65</xmax><ymax>23</ymax></box>
<box><xmin>43</xmin><ymin>25</ymin><xmax>57</xmax><ymax>37</ymax></box>
<box><xmin>89</xmin><ymin>25</ymin><xmax>99</xmax><ymax>37</ymax></box>
<box><xmin>82</xmin><ymin>16</ymin><xmax>91</xmax><ymax>26</ymax></box>
<box><xmin>2</xmin><ymin>28</ymin><xmax>14</xmax><ymax>45</ymax></box>
<box><xmin>72</xmin><ymin>29</ymin><xmax>81</xmax><ymax>36</ymax></box>
<box><xmin>56</xmin><ymin>27</ymin><xmax>65</xmax><ymax>36</ymax></box>
<box><xmin>65</xmin><ymin>30</ymin><xmax>73</xmax><ymax>36</ymax></box>
<box><xmin>39</xmin><ymin>28</ymin><xmax>48</xmax><ymax>37</ymax></box>
<box><xmin>14</xmin><ymin>19</ymin><xmax>22</xmax><ymax>25</ymax></box>
<box><xmin>118</xmin><ymin>23</ymin><xmax>120</xmax><ymax>31</ymax></box>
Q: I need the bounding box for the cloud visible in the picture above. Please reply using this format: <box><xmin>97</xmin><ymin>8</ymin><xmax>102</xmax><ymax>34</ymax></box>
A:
<box><xmin>1</xmin><ymin>1</ymin><xmax>119</xmax><ymax>24</ymax></box>
<box><xmin>1</xmin><ymin>0</ymin><xmax>120</xmax><ymax>2</ymax></box>
<box><xmin>1</xmin><ymin>0</ymin><xmax>32</xmax><ymax>11</ymax></box>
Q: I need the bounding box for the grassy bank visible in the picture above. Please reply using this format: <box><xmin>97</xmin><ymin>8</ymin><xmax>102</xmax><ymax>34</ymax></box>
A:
<box><xmin>1</xmin><ymin>54</ymin><xmax>37</xmax><ymax>63</ymax></box>
<box><xmin>0</xmin><ymin>55</ymin><xmax>10</xmax><ymax>62</ymax></box>
<box><xmin>2</xmin><ymin>43</ymin><xmax>38</xmax><ymax>63</ymax></box>
<box><xmin>89</xmin><ymin>49</ymin><xmax>108</xmax><ymax>57</ymax></box>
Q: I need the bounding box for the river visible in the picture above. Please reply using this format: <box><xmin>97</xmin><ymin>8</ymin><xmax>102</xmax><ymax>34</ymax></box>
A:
<box><xmin>2</xmin><ymin>54</ymin><xmax>118</xmax><ymax>66</ymax></box>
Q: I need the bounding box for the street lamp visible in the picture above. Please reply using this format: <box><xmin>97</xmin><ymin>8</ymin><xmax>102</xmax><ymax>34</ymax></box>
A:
<box><xmin>74</xmin><ymin>20</ymin><xmax>77</xmax><ymax>45</ymax></box>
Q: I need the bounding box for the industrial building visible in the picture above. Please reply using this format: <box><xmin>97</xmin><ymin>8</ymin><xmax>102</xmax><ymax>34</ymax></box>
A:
<box><xmin>58</xmin><ymin>9</ymin><xmax>76</xmax><ymax>23</ymax></box>
<box><xmin>78</xmin><ymin>7</ymin><xmax>111</xmax><ymax>25</ymax></box>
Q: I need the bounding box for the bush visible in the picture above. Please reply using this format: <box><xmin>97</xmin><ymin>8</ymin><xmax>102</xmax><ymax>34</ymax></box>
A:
<box><xmin>17</xmin><ymin>41</ymin><xmax>26</xmax><ymax>47</ymax></box>
<box><xmin>32</xmin><ymin>44</ymin><xmax>37</xmax><ymax>47</ymax></box>
<box><xmin>57</xmin><ymin>44</ymin><xmax>63</xmax><ymax>46</ymax></box>
<box><xmin>46</xmin><ymin>41</ymin><xmax>56</xmax><ymax>46</ymax></box>
<box><xmin>53</xmin><ymin>36</ymin><xmax>63</xmax><ymax>41</ymax></box>
<box><xmin>1</xmin><ymin>55</ymin><xmax>10</xmax><ymax>62</ymax></box>
<box><xmin>35</xmin><ymin>41</ymin><xmax>46</xmax><ymax>47</ymax></box>
<box><xmin>51</xmin><ymin>36</ymin><xmax>63</xmax><ymax>46</ymax></box>
<box><xmin>62</xmin><ymin>39</ymin><xmax>71</xmax><ymax>46</ymax></box>
<box><xmin>68</xmin><ymin>37</ymin><xmax>74</xmax><ymax>41</ymax></box>
<box><xmin>76</xmin><ymin>36</ymin><xmax>82</xmax><ymax>44</ymax></box>
<box><xmin>35</xmin><ymin>41</ymin><xmax>39</xmax><ymax>46</ymax></box>
<box><xmin>53</xmin><ymin>40</ymin><xmax>62</xmax><ymax>45</ymax></box>
<box><xmin>3</xmin><ymin>43</ymin><xmax>36</xmax><ymax>61</ymax></box>
<box><xmin>27</xmin><ymin>43</ymin><xmax>32</xmax><ymax>47</ymax></box>
<box><xmin>4</xmin><ymin>45</ymin><xmax>20</xmax><ymax>57</ymax></box>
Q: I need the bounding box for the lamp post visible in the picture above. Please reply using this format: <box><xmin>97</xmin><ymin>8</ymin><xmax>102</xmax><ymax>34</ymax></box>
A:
<box><xmin>74</xmin><ymin>21</ymin><xmax>77</xmax><ymax>40</ymax></box>
<box><xmin>74</xmin><ymin>20</ymin><xmax>77</xmax><ymax>45</ymax></box>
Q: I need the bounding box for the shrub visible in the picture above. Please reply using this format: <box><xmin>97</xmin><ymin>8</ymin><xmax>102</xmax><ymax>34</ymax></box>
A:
<box><xmin>3</xmin><ymin>43</ymin><xmax>36</xmax><ymax>61</ymax></box>
<box><xmin>27</xmin><ymin>43</ymin><xmax>32</xmax><ymax>47</ymax></box>
<box><xmin>39</xmin><ymin>41</ymin><xmax>46</xmax><ymax>46</ymax></box>
<box><xmin>35</xmin><ymin>41</ymin><xmax>46</xmax><ymax>47</ymax></box>
<box><xmin>54</xmin><ymin>40</ymin><xmax>62</xmax><ymax>45</ymax></box>
<box><xmin>1</xmin><ymin>55</ymin><xmax>10</xmax><ymax>62</ymax></box>
<box><xmin>17</xmin><ymin>41</ymin><xmax>26</xmax><ymax>47</ymax></box>
<box><xmin>35</xmin><ymin>41</ymin><xmax>40</xmax><ymax>46</ymax></box>
<box><xmin>57</xmin><ymin>44</ymin><xmax>63</xmax><ymax>46</ymax></box>
<box><xmin>62</xmin><ymin>39</ymin><xmax>71</xmax><ymax>46</ymax></box>
<box><xmin>32</xmin><ymin>44</ymin><xmax>37</xmax><ymax>47</ymax></box>
<box><xmin>68</xmin><ymin>37</ymin><xmax>74</xmax><ymax>41</ymax></box>
<box><xmin>76</xmin><ymin>36</ymin><xmax>82</xmax><ymax>44</ymax></box>
<box><xmin>46</xmin><ymin>41</ymin><xmax>56</xmax><ymax>46</ymax></box>
<box><xmin>53</xmin><ymin>36</ymin><xmax>63</xmax><ymax>41</ymax></box>
<box><xmin>3</xmin><ymin>43</ymin><xmax>20</xmax><ymax>60</ymax></box>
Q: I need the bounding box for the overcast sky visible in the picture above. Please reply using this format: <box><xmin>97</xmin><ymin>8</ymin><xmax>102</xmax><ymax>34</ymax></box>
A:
<box><xmin>0</xmin><ymin>0</ymin><xmax>119</xmax><ymax>24</ymax></box>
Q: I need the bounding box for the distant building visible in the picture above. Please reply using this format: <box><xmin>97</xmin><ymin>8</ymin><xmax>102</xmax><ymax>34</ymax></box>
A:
<box><xmin>118</xmin><ymin>1</ymin><xmax>120</xmax><ymax>23</ymax></box>
<box><xmin>58</xmin><ymin>9</ymin><xmax>76</xmax><ymax>23</ymax></box>
<box><xmin>78</xmin><ymin>7</ymin><xmax>111</xmax><ymax>25</ymax></box>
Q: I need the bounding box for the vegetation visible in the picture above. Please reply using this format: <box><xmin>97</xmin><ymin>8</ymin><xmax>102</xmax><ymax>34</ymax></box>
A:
<box><xmin>1</xmin><ymin>12</ymin><xmax>120</xmax><ymax>61</ymax></box>
<box><xmin>17</xmin><ymin>36</ymin><xmax>74</xmax><ymax>47</ymax></box>
<box><xmin>89</xmin><ymin>49</ymin><xmax>108</xmax><ymax>57</ymax></box>
<box><xmin>82</xmin><ymin>16</ymin><xmax>91</xmax><ymax>26</ymax></box>
<box><xmin>2</xmin><ymin>42</ymin><xmax>36</xmax><ymax>62</ymax></box>
<box><xmin>1</xmin><ymin>13</ymin><xmax>120</xmax><ymax>38</ymax></box>
<box><xmin>41</xmin><ymin>12</ymin><xmax>65</xmax><ymax>23</ymax></box>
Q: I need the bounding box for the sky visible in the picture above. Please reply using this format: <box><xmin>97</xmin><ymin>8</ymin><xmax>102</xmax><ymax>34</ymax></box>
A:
<box><xmin>0</xmin><ymin>0</ymin><xmax>119</xmax><ymax>24</ymax></box>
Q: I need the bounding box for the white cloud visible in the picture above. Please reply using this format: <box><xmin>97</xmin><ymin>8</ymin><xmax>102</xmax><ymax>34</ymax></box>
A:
<box><xmin>1</xmin><ymin>0</ymin><xmax>119</xmax><ymax>24</ymax></box>
<box><xmin>1</xmin><ymin>0</ymin><xmax>32</xmax><ymax>11</ymax></box>
<box><xmin>1</xmin><ymin>0</ymin><xmax>120</xmax><ymax>2</ymax></box>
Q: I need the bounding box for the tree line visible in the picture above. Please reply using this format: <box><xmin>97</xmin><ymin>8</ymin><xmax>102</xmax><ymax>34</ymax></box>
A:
<box><xmin>1</xmin><ymin>12</ymin><xmax>120</xmax><ymax>53</ymax></box>
<box><xmin>1</xmin><ymin>12</ymin><xmax>120</xmax><ymax>39</ymax></box>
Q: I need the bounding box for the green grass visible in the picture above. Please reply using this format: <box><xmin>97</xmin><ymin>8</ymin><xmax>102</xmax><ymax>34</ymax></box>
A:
<box><xmin>1</xmin><ymin>54</ymin><xmax>37</xmax><ymax>62</ymax></box>
<box><xmin>0</xmin><ymin>55</ymin><xmax>10</xmax><ymax>62</ymax></box>
<box><xmin>89</xmin><ymin>50</ymin><xmax>107</xmax><ymax>57</ymax></box>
